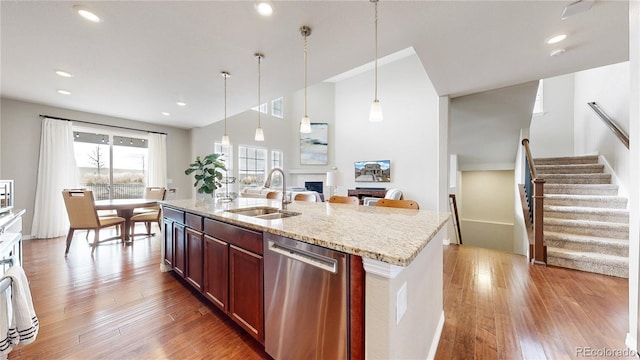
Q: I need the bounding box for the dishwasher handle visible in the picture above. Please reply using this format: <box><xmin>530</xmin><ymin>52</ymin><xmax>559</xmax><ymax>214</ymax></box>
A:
<box><xmin>268</xmin><ymin>240</ymin><xmax>338</xmax><ymax>274</ymax></box>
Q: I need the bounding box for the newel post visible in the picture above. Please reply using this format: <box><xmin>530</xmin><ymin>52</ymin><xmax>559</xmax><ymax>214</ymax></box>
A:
<box><xmin>532</xmin><ymin>178</ymin><xmax>547</xmax><ymax>265</ymax></box>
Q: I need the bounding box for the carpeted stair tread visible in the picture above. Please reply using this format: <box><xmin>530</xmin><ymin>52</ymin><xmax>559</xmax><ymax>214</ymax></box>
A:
<box><xmin>547</xmin><ymin>247</ymin><xmax>628</xmax><ymax>278</ymax></box>
<box><xmin>545</xmin><ymin>231</ymin><xmax>628</xmax><ymax>257</ymax></box>
<box><xmin>536</xmin><ymin>163</ymin><xmax>604</xmax><ymax>174</ymax></box>
<box><xmin>538</xmin><ymin>173</ymin><xmax>611</xmax><ymax>184</ymax></box>
<box><xmin>544</xmin><ymin>184</ymin><xmax>619</xmax><ymax>196</ymax></box>
<box><xmin>534</xmin><ymin>155</ymin><xmax>599</xmax><ymax>165</ymax></box>
<box><xmin>544</xmin><ymin>218</ymin><xmax>628</xmax><ymax>239</ymax></box>
<box><xmin>544</xmin><ymin>205</ymin><xmax>629</xmax><ymax>223</ymax></box>
<box><xmin>544</xmin><ymin>194</ymin><xmax>627</xmax><ymax>209</ymax></box>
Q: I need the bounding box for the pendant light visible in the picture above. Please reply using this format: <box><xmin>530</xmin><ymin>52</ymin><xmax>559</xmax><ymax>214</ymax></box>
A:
<box><xmin>300</xmin><ymin>25</ymin><xmax>312</xmax><ymax>133</ymax></box>
<box><xmin>221</xmin><ymin>71</ymin><xmax>231</xmax><ymax>146</ymax></box>
<box><xmin>254</xmin><ymin>53</ymin><xmax>265</xmax><ymax>141</ymax></box>
<box><xmin>369</xmin><ymin>0</ymin><xmax>383</xmax><ymax>122</ymax></box>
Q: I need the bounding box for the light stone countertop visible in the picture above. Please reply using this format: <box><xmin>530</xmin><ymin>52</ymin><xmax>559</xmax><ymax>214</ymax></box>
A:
<box><xmin>162</xmin><ymin>198</ymin><xmax>450</xmax><ymax>267</ymax></box>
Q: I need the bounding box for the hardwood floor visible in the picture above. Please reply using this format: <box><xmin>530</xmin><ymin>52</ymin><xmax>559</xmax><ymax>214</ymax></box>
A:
<box><xmin>435</xmin><ymin>245</ymin><xmax>629</xmax><ymax>360</ymax></box>
<box><xmin>9</xmin><ymin>227</ymin><xmax>269</xmax><ymax>360</ymax></box>
<box><xmin>8</xmin><ymin>230</ymin><xmax>629</xmax><ymax>359</ymax></box>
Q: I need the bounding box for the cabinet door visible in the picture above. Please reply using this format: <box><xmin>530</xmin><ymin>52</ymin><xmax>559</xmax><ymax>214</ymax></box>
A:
<box><xmin>229</xmin><ymin>245</ymin><xmax>263</xmax><ymax>342</ymax></box>
<box><xmin>163</xmin><ymin>218</ymin><xmax>174</xmax><ymax>268</ymax></box>
<box><xmin>185</xmin><ymin>227</ymin><xmax>204</xmax><ymax>291</ymax></box>
<box><xmin>173</xmin><ymin>223</ymin><xmax>186</xmax><ymax>278</ymax></box>
<box><xmin>204</xmin><ymin>234</ymin><xmax>228</xmax><ymax>312</ymax></box>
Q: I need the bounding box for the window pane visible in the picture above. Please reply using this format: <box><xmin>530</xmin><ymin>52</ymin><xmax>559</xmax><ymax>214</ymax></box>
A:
<box><xmin>112</xmin><ymin>143</ymin><xmax>147</xmax><ymax>199</ymax></box>
<box><xmin>271</xmin><ymin>97</ymin><xmax>283</xmax><ymax>118</ymax></box>
<box><xmin>74</xmin><ymin>138</ymin><xmax>111</xmax><ymax>200</ymax></box>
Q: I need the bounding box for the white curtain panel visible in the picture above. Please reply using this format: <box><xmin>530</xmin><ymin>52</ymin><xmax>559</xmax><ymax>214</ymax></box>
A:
<box><xmin>147</xmin><ymin>133</ymin><xmax>167</xmax><ymax>188</ymax></box>
<box><xmin>31</xmin><ymin>118</ymin><xmax>79</xmax><ymax>239</ymax></box>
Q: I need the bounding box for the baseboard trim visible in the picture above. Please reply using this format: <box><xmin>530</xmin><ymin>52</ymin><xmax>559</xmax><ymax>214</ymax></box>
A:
<box><xmin>443</xmin><ymin>238</ymin><xmax>450</xmax><ymax>245</ymax></box>
<box><xmin>626</xmin><ymin>332</ymin><xmax>637</xmax><ymax>353</ymax></box>
<box><xmin>427</xmin><ymin>311</ymin><xmax>445</xmax><ymax>360</ymax></box>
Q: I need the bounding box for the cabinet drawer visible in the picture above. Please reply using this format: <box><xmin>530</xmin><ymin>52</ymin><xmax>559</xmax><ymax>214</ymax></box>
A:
<box><xmin>163</xmin><ymin>207</ymin><xmax>184</xmax><ymax>224</ymax></box>
<box><xmin>186</xmin><ymin>213</ymin><xmax>203</xmax><ymax>231</ymax></box>
<box><xmin>204</xmin><ymin>218</ymin><xmax>263</xmax><ymax>255</ymax></box>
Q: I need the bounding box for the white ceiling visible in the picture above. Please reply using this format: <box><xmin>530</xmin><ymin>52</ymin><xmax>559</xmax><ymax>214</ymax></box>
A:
<box><xmin>0</xmin><ymin>1</ymin><xmax>629</xmax><ymax>129</ymax></box>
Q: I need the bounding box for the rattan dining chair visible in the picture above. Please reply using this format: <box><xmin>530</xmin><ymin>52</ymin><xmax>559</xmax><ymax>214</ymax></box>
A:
<box><xmin>327</xmin><ymin>195</ymin><xmax>359</xmax><ymax>205</ymax></box>
<box><xmin>130</xmin><ymin>187</ymin><xmax>166</xmax><ymax>238</ymax></box>
<box><xmin>375</xmin><ymin>198</ymin><xmax>420</xmax><ymax>209</ymax></box>
<box><xmin>62</xmin><ymin>189</ymin><xmax>125</xmax><ymax>256</ymax></box>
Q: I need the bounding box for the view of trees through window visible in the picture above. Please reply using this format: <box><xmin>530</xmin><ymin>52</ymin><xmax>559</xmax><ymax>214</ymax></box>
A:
<box><xmin>73</xmin><ymin>131</ymin><xmax>148</xmax><ymax>200</ymax></box>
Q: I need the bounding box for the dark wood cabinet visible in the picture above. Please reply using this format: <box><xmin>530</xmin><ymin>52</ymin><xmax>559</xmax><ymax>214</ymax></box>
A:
<box><xmin>347</xmin><ymin>188</ymin><xmax>387</xmax><ymax>204</ymax></box>
<box><xmin>163</xmin><ymin>218</ymin><xmax>173</xmax><ymax>267</ymax></box>
<box><xmin>173</xmin><ymin>223</ymin><xmax>186</xmax><ymax>278</ymax></box>
<box><xmin>204</xmin><ymin>234</ymin><xmax>228</xmax><ymax>312</ymax></box>
<box><xmin>163</xmin><ymin>207</ymin><xmax>264</xmax><ymax>343</ymax></box>
<box><xmin>185</xmin><ymin>227</ymin><xmax>204</xmax><ymax>291</ymax></box>
<box><xmin>229</xmin><ymin>245</ymin><xmax>263</xmax><ymax>342</ymax></box>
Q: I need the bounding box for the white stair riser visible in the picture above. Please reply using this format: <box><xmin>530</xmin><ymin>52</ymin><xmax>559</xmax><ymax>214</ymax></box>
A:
<box><xmin>545</xmin><ymin>237</ymin><xmax>628</xmax><ymax>257</ymax></box>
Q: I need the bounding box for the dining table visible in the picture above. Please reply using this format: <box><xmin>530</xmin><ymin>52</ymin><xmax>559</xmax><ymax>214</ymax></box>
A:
<box><xmin>94</xmin><ymin>198</ymin><xmax>158</xmax><ymax>243</ymax></box>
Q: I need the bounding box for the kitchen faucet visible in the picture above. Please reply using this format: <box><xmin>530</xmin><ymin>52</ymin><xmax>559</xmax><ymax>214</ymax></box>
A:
<box><xmin>263</xmin><ymin>167</ymin><xmax>289</xmax><ymax>209</ymax></box>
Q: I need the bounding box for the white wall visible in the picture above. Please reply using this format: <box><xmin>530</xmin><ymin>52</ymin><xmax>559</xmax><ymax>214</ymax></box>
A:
<box><xmin>574</xmin><ymin>62</ymin><xmax>630</xmax><ymax>191</ymax></box>
<box><xmin>460</xmin><ymin>170</ymin><xmax>515</xmax><ymax>253</ymax></box>
<box><xmin>530</xmin><ymin>74</ymin><xmax>575</xmax><ymax>158</ymax></box>
<box><xmin>628</xmin><ymin>0</ymin><xmax>639</xmax><ymax>353</ymax></box>
<box><xmin>0</xmin><ymin>97</ymin><xmax>191</xmax><ymax>237</ymax></box>
<box><xmin>334</xmin><ymin>54</ymin><xmax>440</xmax><ymax>210</ymax></box>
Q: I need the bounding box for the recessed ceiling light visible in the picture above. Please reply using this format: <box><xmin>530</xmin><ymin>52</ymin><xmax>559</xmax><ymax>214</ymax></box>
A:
<box><xmin>162</xmin><ymin>112</ymin><xmax>171</xmax><ymax>116</ymax></box>
<box><xmin>73</xmin><ymin>5</ymin><xmax>102</xmax><ymax>23</ymax></box>
<box><xmin>255</xmin><ymin>2</ymin><xmax>273</xmax><ymax>16</ymax></box>
<box><xmin>550</xmin><ymin>48</ymin><xmax>566</xmax><ymax>57</ymax></box>
<box><xmin>546</xmin><ymin>34</ymin><xmax>567</xmax><ymax>45</ymax></box>
<box><xmin>55</xmin><ymin>70</ymin><xmax>73</xmax><ymax>78</ymax></box>
<box><xmin>176</xmin><ymin>101</ymin><xmax>187</xmax><ymax>107</ymax></box>
<box><xmin>57</xmin><ymin>89</ymin><xmax>71</xmax><ymax>95</ymax></box>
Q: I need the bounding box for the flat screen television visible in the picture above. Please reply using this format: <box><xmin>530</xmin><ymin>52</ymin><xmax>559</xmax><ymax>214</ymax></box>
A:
<box><xmin>0</xmin><ymin>180</ymin><xmax>14</xmax><ymax>215</ymax></box>
<box><xmin>304</xmin><ymin>181</ymin><xmax>324</xmax><ymax>194</ymax></box>
<box><xmin>354</xmin><ymin>160</ymin><xmax>391</xmax><ymax>182</ymax></box>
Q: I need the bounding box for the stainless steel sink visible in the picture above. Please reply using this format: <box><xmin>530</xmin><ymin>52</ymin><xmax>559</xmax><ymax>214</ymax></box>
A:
<box><xmin>226</xmin><ymin>206</ymin><xmax>300</xmax><ymax>220</ymax></box>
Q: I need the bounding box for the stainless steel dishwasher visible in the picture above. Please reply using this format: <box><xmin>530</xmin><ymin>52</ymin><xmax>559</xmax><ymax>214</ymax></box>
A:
<box><xmin>263</xmin><ymin>232</ymin><xmax>349</xmax><ymax>360</ymax></box>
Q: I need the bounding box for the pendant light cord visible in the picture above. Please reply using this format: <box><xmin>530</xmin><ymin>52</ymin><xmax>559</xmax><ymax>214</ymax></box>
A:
<box><xmin>374</xmin><ymin>0</ymin><xmax>379</xmax><ymax>101</ymax></box>
<box><xmin>304</xmin><ymin>32</ymin><xmax>308</xmax><ymax>117</ymax></box>
<box><xmin>257</xmin><ymin>55</ymin><xmax>262</xmax><ymax>128</ymax></box>
<box><xmin>224</xmin><ymin>74</ymin><xmax>227</xmax><ymax>135</ymax></box>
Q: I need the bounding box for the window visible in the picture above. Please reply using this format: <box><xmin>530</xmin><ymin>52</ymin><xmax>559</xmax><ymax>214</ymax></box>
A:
<box><xmin>271</xmin><ymin>97</ymin><xmax>283</xmax><ymax>118</ymax></box>
<box><xmin>533</xmin><ymin>80</ymin><xmax>543</xmax><ymax>114</ymax></box>
<box><xmin>252</xmin><ymin>102</ymin><xmax>268</xmax><ymax>114</ymax></box>
<box><xmin>271</xmin><ymin>150</ymin><xmax>283</xmax><ymax>169</ymax></box>
<box><xmin>238</xmin><ymin>145</ymin><xmax>267</xmax><ymax>189</ymax></box>
<box><xmin>73</xmin><ymin>130</ymin><xmax>148</xmax><ymax>200</ymax></box>
<box><xmin>214</xmin><ymin>142</ymin><xmax>234</xmax><ymax>177</ymax></box>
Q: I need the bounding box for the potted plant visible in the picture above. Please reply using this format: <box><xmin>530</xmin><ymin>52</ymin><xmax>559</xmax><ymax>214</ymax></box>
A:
<box><xmin>185</xmin><ymin>153</ymin><xmax>227</xmax><ymax>198</ymax></box>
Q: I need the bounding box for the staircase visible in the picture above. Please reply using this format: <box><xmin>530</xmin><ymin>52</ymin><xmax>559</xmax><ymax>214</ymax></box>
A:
<box><xmin>535</xmin><ymin>155</ymin><xmax>629</xmax><ymax>278</ymax></box>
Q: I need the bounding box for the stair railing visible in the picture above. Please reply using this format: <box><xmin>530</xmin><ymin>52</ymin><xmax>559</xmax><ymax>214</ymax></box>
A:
<box><xmin>522</xmin><ymin>138</ymin><xmax>546</xmax><ymax>265</ymax></box>
<box><xmin>588</xmin><ymin>102</ymin><xmax>629</xmax><ymax>149</ymax></box>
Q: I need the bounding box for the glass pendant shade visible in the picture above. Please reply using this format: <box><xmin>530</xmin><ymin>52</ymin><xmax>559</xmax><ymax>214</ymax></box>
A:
<box><xmin>254</xmin><ymin>127</ymin><xmax>264</xmax><ymax>141</ymax></box>
<box><xmin>221</xmin><ymin>134</ymin><xmax>230</xmax><ymax>146</ymax></box>
<box><xmin>300</xmin><ymin>116</ymin><xmax>312</xmax><ymax>133</ymax></box>
<box><xmin>369</xmin><ymin>100</ymin><xmax>383</xmax><ymax>122</ymax></box>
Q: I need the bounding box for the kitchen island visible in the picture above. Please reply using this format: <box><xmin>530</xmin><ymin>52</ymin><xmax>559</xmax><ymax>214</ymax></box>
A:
<box><xmin>161</xmin><ymin>198</ymin><xmax>450</xmax><ymax>359</ymax></box>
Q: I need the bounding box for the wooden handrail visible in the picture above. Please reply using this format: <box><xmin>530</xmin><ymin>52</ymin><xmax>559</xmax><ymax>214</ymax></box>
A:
<box><xmin>588</xmin><ymin>102</ymin><xmax>629</xmax><ymax>149</ymax></box>
<box><xmin>521</xmin><ymin>138</ymin><xmax>546</xmax><ymax>265</ymax></box>
<box><xmin>521</xmin><ymin>138</ymin><xmax>537</xmax><ymax>179</ymax></box>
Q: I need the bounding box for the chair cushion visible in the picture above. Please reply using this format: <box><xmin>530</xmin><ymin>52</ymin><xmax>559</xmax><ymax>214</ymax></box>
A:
<box><xmin>131</xmin><ymin>211</ymin><xmax>160</xmax><ymax>222</ymax></box>
<box><xmin>99</xmin><ymin>216</ymin><xmax>125</xmax><ymax>227</ymax></box>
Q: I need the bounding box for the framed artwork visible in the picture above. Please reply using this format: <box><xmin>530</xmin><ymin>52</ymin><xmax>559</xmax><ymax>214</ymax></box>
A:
<box><xmin>300</xmin><ymin>123</ymin><xmax>328</xmax><ymax>165</ymax></box>
<box><xmin>354</xmin><ymin>160</ymin><xmax>391</xmax><ymax>182</ymax></box>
